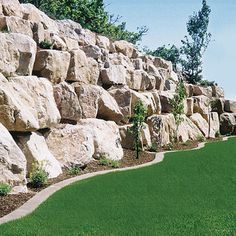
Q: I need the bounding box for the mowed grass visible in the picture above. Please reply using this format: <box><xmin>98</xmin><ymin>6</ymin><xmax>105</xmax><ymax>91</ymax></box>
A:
<box><xmin>1</xmin><ymin>138</ymin><xmax>236</xmax><ymax>236</ymax></box>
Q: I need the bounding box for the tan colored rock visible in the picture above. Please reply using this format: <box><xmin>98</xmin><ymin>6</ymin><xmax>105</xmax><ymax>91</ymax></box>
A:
<box><xmin>82</xmin><ymin>44</ymin><xmax>102</xmax><ymax>60</ymax></box>
<box><xmin>208</xmin><ymin>112</ymin><xmax>220</xmax><ymax>138</ymax></box>
<box><xmin>0</xmin><ymin>76</ymin><xmax>61</xmax><ymax>131</ymax></box>
<box><xmin>17</xmin><ymin>132</ymin><xmax>62</xmax><ymax>179</ymax></box>
<box><xmin>87</xmin><ymin>57</ymin><xmax>100</xmax><ymax>85</ymax></box>
<box><xmin>190</xmin><ymin>113</ymin><xmax>209</xmax><ymax>137</ymax></box>
<box><xmin>61</xmin><ymin>36</ymin><xmax>80</xmax><ymax>51</ymax></box>
<box><xmin>177</xmin><ymin>115</ymin><xmax>203</xmax><ymax>142</ymax></box>
<box><xmin>0</xmin><ymin>123</ymin><xmax>27</xmax><ymax>193</ymax></box>
<box><xmin>184</xmin><ymin>98</ymin><xmax>194</xmax><ymax>116</ymax></box>
<box><xmin>74</xmin><ymin>84</ymin><xmax>123</xmax><ymax>122</ymax></box>
<box><xmin>154</xmin><ymin>57</ymin><xmax>173</xmax><ymax>72</ymax></box>
<box><xmin>100</xmin><ymin>65</ymin><xmax>127</xmax><ymax>86</ymax></box>
<box><xmin>96</xmin><ymin>35</ymin><xmax>111</xmax><ymax>51</ymax></box>
<box><xmin>0</xmin><ymin>33</ymin><xmax>36</xmax><ymax>77</ymax></box>
<box><xmin>108</xmin><ymin>53</ymin><xmax>134</xmax><ymax>70</ymax></box>
<box><xmin>132</xmin><ymin>58</ymin><xmax>143</xmax><ymax>70</ymax></box>
<box><xmin>46</xmin><ymin>124</ymin><xmax>95</xmax><ymax>167</ymax></box>
<box><xmin>66</xmin><ymin>49</ymin><xmax>93</xmax><ymax>84</ymax></box>
<box><xmin>220</xmin><ymin>113</ymin><xmax>236</xmax><ymax>135</ymax></box>
<box><xmin>33</xmin><ymin>50</ymin><xmax>71</xmax><ymax>84</ymax></box>
<box><xmin>46</xmin><ymin>119</ymin><xmax>123</xmax><ymax>166</ymax></box>
<box><xmin>225</xmin><ymin>100</ymin><xmax>236</xmax><ymax>113</ymax></box>
<box><xmin>0</xmin><ymin>16</ymin><xmax>33</xmax><ymax>37</ymax></box>
<box><xmin>147</xmin><ymin>114</ymin><xmax>176</xmax><ymax>147</ymax></box>
<box><xmin>170</xmin><ymin>71</ymin><xmax>179</xmax><ymax>82</ymax></box>
<box><xmin>193</xmin><ymin>95</ymin><xmax>211</xmax><ymax>119</ymax></box>
<box><xmin>50</xmin><ymin>34</ymin><xmax>67</xmax><ymax>51</ymax></box>
<box><xmin>53</xmin><ymin>82</ymin><xmax>82</xmax><ymax>122</ymax></box>
<box><xmin>211</xmin><ymin>98</ymin><xmax>225</xmax><ymax>114</ymax></box>
<box><xmin>164</xmin><ymin>79</ymin><xmax>177</xmax><ymax>92</ymax></box>
<box><xmin>192</xmin><ymin>85</ymin><xmax>212</xmax><ymax>98</ymax></box>
<box><xmin>114</xmin><ymin>40</ymin><xmax>134</xmax><ymax>58</ymax></box>
<box><xmin>159</xmin><ymin>91</ymin><xmax>174</xmax><ymax>113</ymax></box>
<box><xmin>0</xmin><ymin>0</ymin><xmax>23</xmax><ymax>17</ymax></box>
<box><xmin>119</xmin><ymin>123</ymin><xmax>151</xmax><ymax>149</ymax></box>
<box><xmin>78</xmin><ymin>119</ymin><xmax>123</xmax><ymax>160</ymax></box>
<box><xmin>77</xmin><ymin>28</ymin><xmax>97</xmax><ymax>46</ymax></box>
<box><xmin>212</xmin><ymin>85</ymin><xmax>224</xmax><ymax>98</ymax></box>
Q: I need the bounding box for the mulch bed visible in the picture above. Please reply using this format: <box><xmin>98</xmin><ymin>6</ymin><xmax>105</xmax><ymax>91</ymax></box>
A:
<box><xmin>0</xmin><ymin>137</ymin><xmax>224</xmax><ymax>219</ymax></box>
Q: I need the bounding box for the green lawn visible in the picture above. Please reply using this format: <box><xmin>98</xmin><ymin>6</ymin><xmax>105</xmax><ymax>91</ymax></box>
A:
<box><xmin>1</xmin><ymin>138</ymin><xmax>236</xmax><ymax>236</ymax></box>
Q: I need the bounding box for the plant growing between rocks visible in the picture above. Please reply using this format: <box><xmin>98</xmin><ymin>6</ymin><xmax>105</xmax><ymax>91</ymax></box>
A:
<box><xmin>29</xmin><ymin>161</ymin><xmax>49</xmax><ymax>188</ymax></box>
<box><xmin>98</xmin><ymin>155</ymin><xmax>120</xmax><ymax>168</ymax></box>
<box><xmin>39</xmin><ymin>40</ymin><xmax>53</xmax><ymax>49</ymax></box>
<box><xmin>170</xmin><ymin>80</ymin><xmax>187</xmax><ymax>143</ymax></box>
<box><xmin>0</xmin><ymin>183</ymin><xmax>12</xmax><ymax>196</ymax></box>
<box><xmin>68</xmin><ymin>166</ymin><xmax>81</xmax><ymax>176</ymax></box>
<box><xmin>129</xmin><ymin>100</ymin><xmax>147</xmax><ymax>159</ymax></box>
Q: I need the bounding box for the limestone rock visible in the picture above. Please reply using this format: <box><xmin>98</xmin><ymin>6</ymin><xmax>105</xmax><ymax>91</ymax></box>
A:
<box><xmin>0</xmin><ymin>76</ymin><xmax>61</xmax><ymax>131</ymax></box>
<box><xmin>17</xmin><ymin>132</ymin><xmax>62</xmax><ymax>179</ymax></box>
<box><xmin>153</xmin><ymin>57</ymin><xmax>173</xmax><ymax>72</ymax></box>
<box><xmin>193</xmin><ymin>95</ymin><xmax>211</xmax><ymax>120</ymax></box>
<box><xmin>0</xmin><ymin>0</ymin><xmax>23</xmax><ymax>17</ymax></box>
<box><xmin>220</xmin><ymin>113</ymin><xmax>236</xmax><ymax>135</ymax></box>
<box><xmin>87</xmin><ymin>57</ymin><xmax>100</xmax><ymax>85</ymax></box>
<box><xmin>192</xmin><ymin>85</ymin><xmax>212</xmax><ymax>98</ymax></box>
<box><xmin>164</xmin><ymin>79</ymin><xmax>177</xmax><ymax>92</ymax></box>
<box><xmin>208</xmin><ymin>112</ymin><xmax>220</xmax><ymax>138</ymax></box>
<box><xmin>184</xmin><ymin>98</ymin><xmax>194</xmax><ymax>116</ymax></box>
<box><xmin>33</xmin><ymin>50</ymin><xmax>71</xmax><ymax>84</ymax></box>
<box><xmin>225</xmin><ymin>100</ymin><xmax>236</xmax><ymax>113</ymax></box>
<box><xmin>78</xmin><ymin>119</ymin><xmax>123</xmax><ymax>160</ymax></box>
<box><xmin>0</xmin><ymin>33</ymin><xmax>36</xmax><ymax>77</ymax></box>
<box><xmin>82</xmin><ymin>44</ymin><xmax>102</xmax><ymax>60</ymax></box>
<box><xmin>0</xmin><ymin>123</ymin><xmax>27</xmax><ymax>193</ymax></box>
<box><xmin>211</xmin><ymin>98</ymin><xmax>225</xmax><ymax>114</ymax></box>
<box><xmin>100</xmin><ymin>65</ymin><xmax>127</xmax><ymax>86</ymax></box>
<box><xmin>0</xmin><ymin>16</ymin><xmax>33</xmax><ymax>37</ymax></box>
<box><xmin>190</xmin><ymin>113</ymin><xmax>209</xmax><ymax>137</ymax></box>
<box><xmin>114</xmin><ymin>40</ymin><xmax>134</xmax><ymax>58</ymax></box>
<box><xmin>159</xmin><ymin>91</ymin><xmax>174</xmax><ymax>113</ymax></box>
<box><xmin>119</xmin><ymin>123</ymin><xmax>151</xmax><ymax>149</ymax></box>
<box><xmin>96</xmin><ymin>35</ymin><xmax>111</xmax><ymax>51</ymax></box>
<box><xmin>53</xmin><ymin>82</ymin><xmax>82</xmax><ymax>122</ymax></box>
<box><xmin>212</xmin><ymin>85</ymin><xmax>224</xmax><ymax>98</ymax></box>
<box><xmin>66</xmin><ymin>49</ymin><xmax>94</xmax><ymax>84</ymax></box>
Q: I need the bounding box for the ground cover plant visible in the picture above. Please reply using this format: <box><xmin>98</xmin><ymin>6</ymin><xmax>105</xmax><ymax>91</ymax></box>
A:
<box><xmin>0</xmin><ymin>138</ymin><xmax>236</xmax><ymax>235</ymax></box>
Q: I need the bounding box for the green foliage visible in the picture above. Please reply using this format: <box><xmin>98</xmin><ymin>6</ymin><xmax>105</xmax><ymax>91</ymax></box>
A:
<box><xmin>98</xmin><ymin>155</ymin><xmax>120</xmax><ymax>168</ymax></box>
<box><xmin>29</xmin><ymin>161</ymin><xmax>49</xmax><ymax>188</ymax></box>
<box><xmin>129</xmin><ymin>100</ymin><xmax>147</xmax><ymax>159</ymax></box>
<box><xmin>164</xmin><ymin>143</ymin><xmax>173</xmax><ymax>151</ymax></box>
<box><xmin>144</xmin><ymin>44</ymin><xmax>180</xmax><ymax>71</ymax></box>
<box><xmin>0</xmin><ymin>26</ymin><xmax>10</xmax><ymax>33</ymax></box>
<box><xmin>199</xmin><ymin>79</ymin><xmax>215</xmax><ymax>87</ymax></box>
<box><xmin>39</xmin><ymin>40</ymin><xmax>53</xmax><ymax>49</ymax></box>
<box><xmin>147</xmin><ymin>142</ymin><xmax>158</xmax><ymax>152</ymax></box>
<box><xmin>180</xmin><ymin>0</ymin><xmax>211</xmax><ymax>84</ymax></box>
<box><xmin>0</xmin><ymin>183</ymin><xmax>12</xmax><ymax>196</ymax></box>
<box><xmin>170</xmin><ymin>80</ymin><xmax>187</xmax><ymax>142</ymax></box>
<box><xmin>197</xmin><ymin>134</ymin><xmax>205</xmax><ymax>142</ymax></box>
<box><xmin>68</xmin><ymin>166</ymin><xmax>81</xmax><ymax>176</ymax></box>
<box><xmin>19</xmin><ymin>0</ymin><xmax>147</xmax><ymax>45</ymax></box>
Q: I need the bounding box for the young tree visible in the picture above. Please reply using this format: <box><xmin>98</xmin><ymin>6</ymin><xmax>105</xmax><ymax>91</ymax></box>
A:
<box><xmin>180</xmin><ymin>0</ymin><xmax>211</xmax><ymax>84</ymax></box>
<box><xmin>129</xmin><ymin>100</ymin><xmax>147</xmax><ymax>159</ymax></box>
<box><xmin>170</xmin><ymin>80</ymin><xmax>187</xmax><ymax>143</ymax></box>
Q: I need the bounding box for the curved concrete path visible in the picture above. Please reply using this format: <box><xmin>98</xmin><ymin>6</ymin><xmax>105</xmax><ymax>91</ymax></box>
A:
<box><xmin>0</xmin><ymin>137</ymin><xmax>230</xmax><ymax>225</ymax></box>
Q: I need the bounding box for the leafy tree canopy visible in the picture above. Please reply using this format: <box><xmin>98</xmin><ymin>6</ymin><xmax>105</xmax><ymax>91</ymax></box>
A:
<box><xmin>19</xmin><ymin>0</ymin><xmax>148</xmax><ymax>45</ymax></box>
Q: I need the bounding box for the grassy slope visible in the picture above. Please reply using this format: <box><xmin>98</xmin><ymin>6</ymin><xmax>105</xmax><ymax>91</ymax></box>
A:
<box><xmin>1</xmin><ymin>138</ymin><xmax>236</xmax><ymax>236</ymax></box>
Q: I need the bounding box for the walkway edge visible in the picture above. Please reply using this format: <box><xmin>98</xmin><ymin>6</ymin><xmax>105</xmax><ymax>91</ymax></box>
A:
<box><xmin>0</xmin><ymin>137</ymin><xmax>230</xmax><ymax>225</ymax></box>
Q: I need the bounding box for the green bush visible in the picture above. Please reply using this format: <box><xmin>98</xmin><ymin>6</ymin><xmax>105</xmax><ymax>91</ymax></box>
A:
<box><xmin>39</xmin><ymin>40</ymin><xmax>53</xmax><ymax>49</ymax></box>
<box><xmin>0</xmin><ymin>183</ymin><xmax>12</xmax><ymax>196</ymax></box>
<box><xmin>68</xmin><ymin>166</ymin><xmax>81</xmax><ymax>176</ymax></box>
<box><xmin>110</xmin><ymin>160</ymin><xmax>120</xmax><ymax>168</ymax></box>
<box><xmin>29</xmin><ymin>162</ymin><xmax>49</xmax><ymax>188</ymax></box>
<box><xmin>99</xmin><ymin>155</ymin><xmax>120</xmax><ymax>168</ymax></box>
<box><xmin>148</xmin><ymin>142</ymin><xmax>158</xmax><ymax>152</ymax></box>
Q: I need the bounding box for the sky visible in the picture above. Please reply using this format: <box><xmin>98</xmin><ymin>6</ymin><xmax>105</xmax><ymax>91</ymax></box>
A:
<box><xmin>104</xmin><ymin>0</ymin><xmax>236</xmax><ymax>100</ymax></box>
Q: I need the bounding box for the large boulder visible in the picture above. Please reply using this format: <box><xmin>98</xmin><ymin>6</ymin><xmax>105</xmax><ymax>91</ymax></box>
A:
<box><xmin>96</xmin><ymin>35</ymin><xmax>111</xmax><ymax>52</ymax></box>
<box><xmin>212</xmin><ymin>85</ymin><xmax>224</xmax><ymax>98</ymax></box>
<box><xmin>16</xmin><ymin>132</ymin><xmax>62</xmax><ymax>179</ymax></box>
<box><xmin>33</xmin><ymin>50</ymin><xmax>71</xmax><ymax>84</ymax></box>
<box><xmin>220</xmin><ymin>113</ymin><xmax>236</xmax><ymax>135</ymax></box>
<box><xmin>0</xmin><ymin>123</ymin><xmax>27</xmax><ymax>193</ymax></box>
<box><xmin>208</xmin><ymin>112</ymin><xmax>220</xmax><ymax>138</ymax></box>
<box><xmin>190</xmin><ymin>113</ymin><xmax>209</xmax><ymax>137</ymax></box>
<box><xmin>224</xmin><ymin>100</ymin><xmax>236</xmax><ymax>113</ymax></box>
<box><xmin>191</xmin><ymin>85</ymin><xmax>212</xmax><ymax>98</ymax></box>
<box><xmin>74</xmin><ymin>84</ymin><xmax>123</xmax><ymax>123</ymax></box>
<box><xmin>82</xmin><ymin>44</ymin><xmax>102</xmax><ymax>60</ymax></box>
<box><xmin>66</xmin><ymin>49</ymin><xmax>97</xmax><ymax>84</ymax></box>
<box><xmin>0</xmin><ymin>76</ymin><xmax>61</xmax><ymax>131</ymax></box>
<box><xmin>153</xmin><ymin>57</ymin><xmax>173</xmax><ymax>72</ymax></box>
<box><xmin>0</xmin><ymin>33</ymin><xmax>36</xmax><ymax>77</ymax></box>
<box><xmin>0</xmin><ymin>0</ymin><xmax>23</xmax><ymax>17</ymax></box>
<box><xmin>113</xmin><ymin>40</ymin><xmax>134</xmax><ymax>58</ymax></box>
<box><xmin>53</xmin><ymin>82</ymin><xmax>82</xmax><ymax>122</ymax></box>
<box><xmin>193</xmin><ymin>95</ymin><xmax>211</xmax><ymax>120</ymax></box>
<box><xmin>211</xmin><ymin>98</ymin><xmax>225</xmax><ymax>114</ymax></box>
<box><xmin>159</xmin><ymin>91</ymin><xmax>174</xmax><ymax>113</ymax></box>
<box><xmin>184</xmin><ymin>98</ymin><xmax>194</xmax><ymax>116</ymax></box>
<box><xmin>147</xmin><ymin>114</ymin><xmax>176</xmax><ymax>147</ymax></box>
<box><xmin>119</xmin><ymin>123</ymin><xmax>151</xmax><ymax>149</ymax></box>
<box><xmin>0</xmin><ymin>16</ymin><xmax>33</xmax><ymax>37</ymax></box>
<box><xmin>100</xmin><ymin>65</ymin><xmax>127</xmax><ymax>86</ymax></box>
<box><xmin>46</xmin><ymin>119</ymin><xmax>123</xmax><ymax>167</ymax></box>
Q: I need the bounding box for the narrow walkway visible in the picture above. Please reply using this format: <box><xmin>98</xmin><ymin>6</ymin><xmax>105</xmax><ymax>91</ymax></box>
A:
<box><xmin>0</xmin><ymin>137</ymin><xmax>228</xmax><ymax>225</ymax></box>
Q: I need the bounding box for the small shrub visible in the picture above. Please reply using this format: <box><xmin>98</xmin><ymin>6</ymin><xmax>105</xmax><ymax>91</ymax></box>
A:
<box><xmin>29</xmin><ymin>161</ymin><xmax>49</xmax><ymax>188</ymax></box>
<box><xmin>164</xmin><ymin>143</ymin><xmax>173</xmax><ymax>151</ymax></box>
<box><xmin>0</xmin><ymin>183</ymin><xmax>12</xmax><ymax>196</ymax></box>
<box><xmin>148</xmin><ymin>142</ymin><xmax>158</xmax><ymax>152</ymax></box>
<box><xmin>0</xmin><ymin>27</ymin><xmax>10</xmax><ymax>33</ymax></box>
<box><xmin>110</xmin><ymin>160</ymin><xmax>120</xmax><ymax>168</ymax></box>
<box><xmin>68</xmin><ymin>166</ymin><xmax>81</xmax><ymax>176</ymax></box>
<box><xmin>39</xmin><ymin>40</ymin><xmax>53</xmax><ymax>49</ymax></box>
<box><xmin>197</xmin><ymin>135</ymin><xmax>205</xmax><ymax>142</ymax></box>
